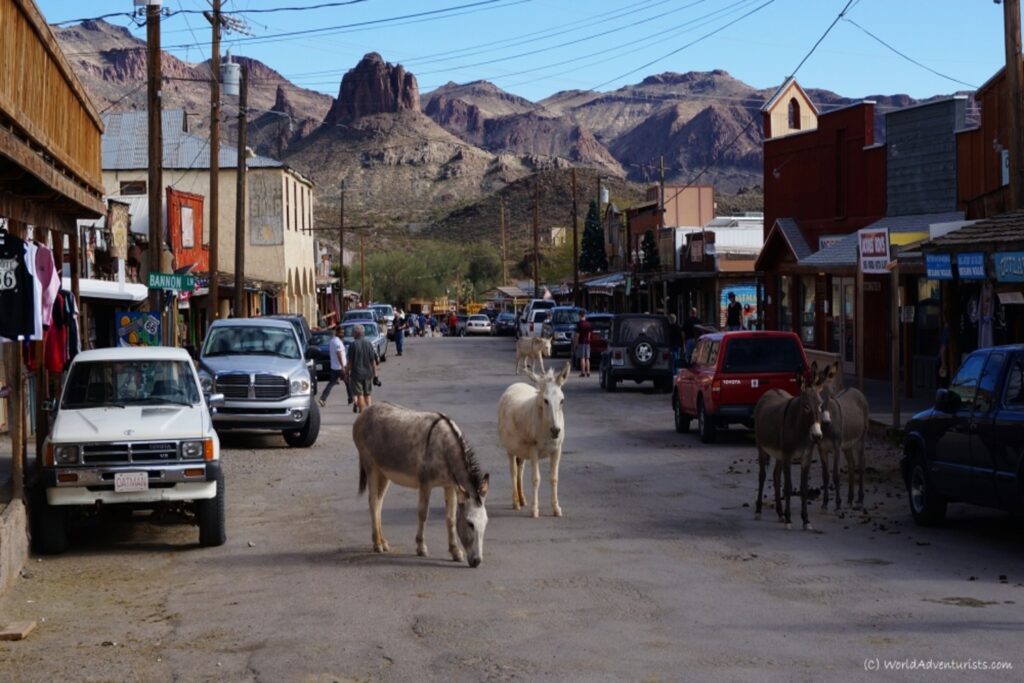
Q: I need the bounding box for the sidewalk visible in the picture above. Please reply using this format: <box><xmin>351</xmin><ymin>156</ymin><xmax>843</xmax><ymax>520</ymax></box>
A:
<box><xmin>845</xmin><ymin>375</ymin><xmax>932</xmax><ymax>434</ymax></box>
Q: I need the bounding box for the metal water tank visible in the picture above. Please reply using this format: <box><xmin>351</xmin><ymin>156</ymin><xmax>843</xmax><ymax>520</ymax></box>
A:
<box><xmin>221</xmin><ymin>51</ymin><xmax>241</xmax><ymax>97</ymax></box>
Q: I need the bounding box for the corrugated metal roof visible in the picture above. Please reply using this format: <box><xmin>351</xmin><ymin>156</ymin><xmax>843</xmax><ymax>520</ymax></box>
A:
<box><xmin>922</xmin><ymin>210</ymin><xmax>1024</xmax><ymax>252</ymax></box>
<box><xmin>798</xmin><ymin>212</ymin><xmax>968</xmax><ymax>267</ymax></box>
<box><xmin>777</xmin><ymin>218</ymin><xmax>812</xmax><ymax>261</ymax></box>
<box><xmin>102</xmin><ymin>110</ymin><xmax>284</xmax><ymax>171</ymax></box>
<box><xmin>799</xmin><ymin>232</ymin><xmax>859</xmax><ymax>267</ymax></box>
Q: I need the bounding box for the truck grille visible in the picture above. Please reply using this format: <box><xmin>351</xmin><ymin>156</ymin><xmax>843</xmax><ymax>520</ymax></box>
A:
<box><xmin>216</xmin><ymin>373</ymin><xmax>289</xmax><ymax>400</ymax></box>
<box><xmin>82</xmin><ymin>441</ymin><xmax>180</xmax><ymax>464</ymax></box>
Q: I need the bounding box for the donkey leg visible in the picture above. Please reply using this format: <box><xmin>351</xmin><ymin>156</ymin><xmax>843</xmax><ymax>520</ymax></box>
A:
<box><xmin>800</xmin><ymin>451</ymin><xmax>812</xmax><ymax>531</ymax></box>
<box><xmin>819</xmin><ymin>444</ymin><xmax>830</xmax><ymax>512</ymax></box>
<box><xmin>374</xmin><ymin>473</ymin><xmax>391</xmax><ymax>552</ymax></box>
<box><xmin>755</xmin><ymin>448</ymin><xmax>767</xmax><ymax>520</ymax></box>
<box><xmin>832</xmin><ymin>448</ymin><xmax>842</xmax><ymax>511</ymax></box>
<box><xmin>549</xmin><ymin>450</ymin><xmax>563</xmax><ymax>517</ymax></box>
<box><xmin>782</xmin><ymin>457</ymin><xmax>793</xmax><ymax>530</ymax></box>
<box><xmin>772</xmin><ymin>460</ymin><xmax>783</xmax><ymax>521</ymax></box>
<box><xmin>509</xmin><ymin>455</ymin><xmax>521</xmax><ymax>510</ymax></box>
<box><xmin>415</xmin><ymin>485</ymin><xmax>431</xmax><ymax>557</ymax></box>
<box><xmin>530</xmin><ymin>455</ymin><xmax>542</xmax><ymax>518</ymax></box>
<box><xmin>367</xmin><ymin>469</ymin><xmax>387</xmax><ymax>553</ymax></box>
<box><xmin>444</xmin><ymin>486</ymin><xmax>464</xmax><ymax>562</ymax></box>
<box><xmin>516</xmin><ymin>458</ymin><xmax>527</xmax><ymax>507</ymax></box>
<box><xmin>845</xmin><ymin>448</ymin><xmax>856</xmax><ymax>507</ymax></box>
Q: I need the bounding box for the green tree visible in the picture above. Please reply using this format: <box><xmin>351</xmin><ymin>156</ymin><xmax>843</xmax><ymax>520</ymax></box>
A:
<box><xmin>579</xmin><ymin>200</ymin><xmax>607</xmax><ymax>274</ymax></box>
<box><xmin>464</xmin><ymin>244</ymin><xmax>502</xmax><ymax>293</ymax></box>
<box><xmin>640</xmin><ymin>229</ymin><xmax>660</xmax><ymax>272</ymax></box>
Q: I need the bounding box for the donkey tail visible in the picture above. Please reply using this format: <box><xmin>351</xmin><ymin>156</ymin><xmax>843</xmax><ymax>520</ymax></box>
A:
<box><xmin>358</xmin><ymin>464</ymin><xmax>367</xmax><ymax>495</ymax></box>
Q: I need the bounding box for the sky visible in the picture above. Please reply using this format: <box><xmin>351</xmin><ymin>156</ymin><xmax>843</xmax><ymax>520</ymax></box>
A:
<box><xmin>38</xmin><ymin>0</ymin><xmax>1018</xmax><ymax>103</ymax></box>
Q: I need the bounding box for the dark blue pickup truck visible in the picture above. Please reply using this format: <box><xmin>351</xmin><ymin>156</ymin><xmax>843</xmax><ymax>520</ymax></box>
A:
<box><xmin>902</xmin><ymin>345</ymin><xmax>1024</xmax><ymax>525</ymax></box>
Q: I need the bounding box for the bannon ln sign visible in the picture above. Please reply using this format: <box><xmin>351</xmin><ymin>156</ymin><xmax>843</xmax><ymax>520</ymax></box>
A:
<box><xmin>147</xmin><ymin>272</ymin><xmax>196</xmax><ymax>291</ymax></box>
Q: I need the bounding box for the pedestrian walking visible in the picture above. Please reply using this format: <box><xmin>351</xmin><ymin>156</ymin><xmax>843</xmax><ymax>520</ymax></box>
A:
<box><xmin>347</xmin><ymin>324</ymin><xmax>380</xmax><ymax>414</ymax></box>
<box><xmin>726</xmin><ymin>292</ymin><xmax>743</xmax><ymax>331</ymax></box>
<box><xmin>318</xmin><ymin>325</ymin><xmax>352</xmax><ymax>408</ymax></box>
<box><xmin>393</xmin><ymin>313</ymin><xmax>405</xmax><ymax>356</ymax></box>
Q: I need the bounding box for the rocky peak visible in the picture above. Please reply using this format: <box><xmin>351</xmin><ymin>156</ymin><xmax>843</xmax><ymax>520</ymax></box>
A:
<box><xmin>272</xmin><ymin>85</ymin><xmax>294</xmax><ymax>117</ymax></box>
<box><xmin>325</xmin><ymin>52</ymin><xmax>420</xmax><ymax>125</ymax></box>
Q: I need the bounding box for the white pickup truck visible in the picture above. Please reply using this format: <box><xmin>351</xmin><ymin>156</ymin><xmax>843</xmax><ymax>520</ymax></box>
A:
<box><xmin>35</xmin><ymin>346</ymin><xmax>226</xmax><ymax>554</ymax></box>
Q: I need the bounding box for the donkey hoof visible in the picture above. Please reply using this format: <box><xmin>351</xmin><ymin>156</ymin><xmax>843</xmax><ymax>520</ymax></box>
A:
<box><xmin>531</xmin><ymin>508</ymin><xmax>540</xmax><ymax>519</ymax></box>
<box><xmin>512</xmin><ymin>503</ymin><xmax>520</xmax><ymax>511</ymax></box>
<box><xmin>417</xmin><ymin>545</ymin><xmax>428</xmax><ymax>557</ymax></box>
<box><xmin>373</xmin><ymin>544</ymin><xmax>385</xmax><ymax>553</ymax></box>
<box><xmin>552</xmin><ymin>506</ymin><xmax>563</xmax><ymax>517</ymax></box>
<box><xmin>784</xmin><ymin>522</ymin><xmax>793</xmax><ymax>530</ymax></box>
<box><xmin>450</xmin><ymin>548</ymin><xmax>464</xmax><ymax>562</ymax></box>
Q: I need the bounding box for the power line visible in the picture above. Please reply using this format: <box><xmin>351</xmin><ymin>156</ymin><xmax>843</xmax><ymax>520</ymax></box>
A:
<box><xmin>842</xmin><ymin>17</ymin><xmax>979</xmax><ymax>90</ymax></box>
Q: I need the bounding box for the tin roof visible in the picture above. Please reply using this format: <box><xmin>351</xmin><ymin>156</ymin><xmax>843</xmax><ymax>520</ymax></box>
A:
<box><xmin>922</xmin><ymin>210</ymin><xmax>1024</xmax><ymax>253</ymax></box>
<box><xmin>101</xmin><ymin>110</ymin><xmax>285</xmax><ymax>171</ymax></box>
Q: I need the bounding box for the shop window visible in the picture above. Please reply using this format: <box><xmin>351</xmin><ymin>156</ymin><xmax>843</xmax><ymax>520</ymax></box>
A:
<box><xmin>119</xmin><ymin>180</ymin><xmax>146</xmax><ymax>195</ymax></box>
<box><xmin>800</xmin><ymin>275</ymin><xmax>816</xmax><ymax>345</ymax></box>
<box><xmin>779</xmin><ymin>276</ymin><xmax>794</xmax><ymax>331</ymax></box>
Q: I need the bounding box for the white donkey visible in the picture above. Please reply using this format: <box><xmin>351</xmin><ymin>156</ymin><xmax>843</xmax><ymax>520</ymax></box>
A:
<box><xmin>514</xmin><ymin>336</ymin><xmax>551</xmax><ymax>375</ymax></box>
<box><xmin>497</xmin><ymin>363</ymin><xmax>569</xmax><ymax>518</ymax></box>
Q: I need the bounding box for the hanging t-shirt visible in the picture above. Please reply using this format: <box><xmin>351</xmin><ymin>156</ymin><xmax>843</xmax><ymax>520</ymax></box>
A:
<box><xmin>22</xmin><ymin>240</ymin><xmax>44</xmax><ymax>340</ymax></box>
<box><xmin>0</xmin><ymin>231</ymin><xmax>36</xmax><ymax>339</ymax></box>
<box><xmin>35</xmin><ymin>244</ymin><xmax>60</xmax><ymax>327</ymax></box>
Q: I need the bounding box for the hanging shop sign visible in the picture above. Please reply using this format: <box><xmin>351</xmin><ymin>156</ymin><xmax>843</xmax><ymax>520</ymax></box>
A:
<box><xmin>858</xmin><ymin>227</ymin><xmax>890</xmax><ymax>274</ymax></box>
<box><xmin>957</xmin><ymin>252</ymin><xmax>986</xmax><ymax>280</ymax></box>
<box><xmin>925</xmin><ymin>253</ymin><xmax>954</xmax><ymax>281</ymax></box>
<box><xmin>117</xmin><ymin>312</ymin><xmax>161</xmax><ymax>347</ymax></box>
<box><xmin>994</xmin><ymin>252</ymin><xmax>1024</xmax><ymax>283</ymax></box>
<box><xmin>108</xmin><ymin>200</ymin><xmax>130</xmax><ymax>260</ymax></box>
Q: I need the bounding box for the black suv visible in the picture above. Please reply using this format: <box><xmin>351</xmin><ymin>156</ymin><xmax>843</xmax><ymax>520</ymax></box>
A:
<box><xmin>600</xmin><ymin>314</ymin><xmax>673</xmax><ymax>392</ymax></box>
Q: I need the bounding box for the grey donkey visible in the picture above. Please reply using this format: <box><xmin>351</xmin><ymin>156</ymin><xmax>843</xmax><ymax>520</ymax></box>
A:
<box><xmin>754</xmin><ymin>362</ymin><xmax>827</xmax><ymax>530</ymax></box>
<box><xmin>817</xmin><ymin>362</ymin><xmax>870</xmax><ymax>510</ymax></box>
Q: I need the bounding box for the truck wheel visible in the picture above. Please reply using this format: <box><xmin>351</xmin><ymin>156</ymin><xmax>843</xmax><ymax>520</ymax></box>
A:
<box><xmin>674</xmin><ymin>397</ymin><xmax>691</xmax><ymax>434</ymax></box>
<box><xmin>283</xmin><ymin>401</ymin><xmax>321</xmax><ymax>448</ymax></box>
<box><xmin>697</xmin><ymin>396</ymin><xmax>717</xmax><ymax>444</ymax></box>
<box><xmin>605</xmin><ymin>368</ymin><xmax>617</xmax><ymax>393</ymax></box>
<box><xmin>197</xmin><ymin>470</ymin><xmax>226</xmax><ymax>547</ymax></box>
<box><xmin>31</xmin><ymin>488</ymin><xmax>68</xmax><ymax>555</ymax></box>
<box><xmin>908</xmin><ymin>454</ymin><xmax>946</xmax><ymax>526</ymax></box>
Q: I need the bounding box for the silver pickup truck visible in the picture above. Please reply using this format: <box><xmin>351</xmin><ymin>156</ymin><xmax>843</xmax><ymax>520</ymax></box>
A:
<box><xmin>197</xmin><ymin>318</ymin><xmax>321</xmax><ymax>447</ymax></box>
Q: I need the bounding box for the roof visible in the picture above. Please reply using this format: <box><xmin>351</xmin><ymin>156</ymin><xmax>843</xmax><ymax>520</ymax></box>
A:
<box><xmin>760</xmin><ymin>77</ymin><xmax>820</xmax><ymax>115</ymax></box>
<box><xmin>78</xmin><ymin>195</ymin><xmax>151</xmax><ymax>235</ymax></box>
<box><xmin>581</xmin><ymin>272</ymin><xmax>626</xmax><ymax>288</ymax></box>
<box><xmin>62</xmin><ymin>276</ymin><xmax>148</xmax><ymax>302</ymax></box>
<box><xmin>922</xmin><ymin>210</ymin><xmax>1024</xmax><ymax>253</ymax></box>
<box><xmin>207</xmin><ymin>317</ymin><xmax>295</xmax><ymax>329</ymax></box>
<box><xmin>798</xmin><ymin>212</ymin><xmax>964</xmax><ymax>268</ymax></box>
<box><xmin>73</xmin><ymin>346</ymin><xmax>192</xmax><ymax>362</ymax></box>
<box><xmin>102</xmin><ymin>110</ymin><xmax>286</xmax><ymax>172</ymax></box>
<box><xmin>774</xmin><ymin>218</ymin><xmax>812</xmax><ymax>261</ymax></box>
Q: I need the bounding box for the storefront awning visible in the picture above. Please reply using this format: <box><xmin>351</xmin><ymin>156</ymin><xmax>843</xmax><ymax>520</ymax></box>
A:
<box><xmin>63</xmin><ymin>277</ymin><xmax>148</xmax><ymax>303</ymax></box>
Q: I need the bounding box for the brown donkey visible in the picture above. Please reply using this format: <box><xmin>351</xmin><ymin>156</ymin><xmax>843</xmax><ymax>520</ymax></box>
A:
<box><xmin>754</xmin><ymin>363</ymin><xmax>826</xmax><ymax>530</ymax></box>
<box><xmin>817</xmin><ymin>362</ymin><xmax>870</xmax><ymax>510</ymax></box>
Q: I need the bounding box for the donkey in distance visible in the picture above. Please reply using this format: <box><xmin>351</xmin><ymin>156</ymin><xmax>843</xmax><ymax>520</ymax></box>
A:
<box><xmin>353</xmin><ymin>402</ymin><xmax>490</xmax><ymax>567</ymax></box>
<box><xmin>817</xmin><ymin>362</ymin><xmax>870</xmax><ymax>510</ymax></box>
<box><xmin>754</xmin><ymin>362</ymin><xmax>827</xmax><ymax>530</ymax></box>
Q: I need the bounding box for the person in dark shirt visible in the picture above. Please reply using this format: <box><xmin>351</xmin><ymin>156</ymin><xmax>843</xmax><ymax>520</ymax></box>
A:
<box><xmin>726</xmin><ymin>292</ymin><xmax>743</xmax><ymax>331</ymax></box>
<box><xmin>575</xmin><ymin>313</ymin><xmax>593</xmax><ymax>377</ymax></box>
<box><xmin>667</xmin><ymin>314</ymin><xmax>682</xmax><ymax>373</ymax></box>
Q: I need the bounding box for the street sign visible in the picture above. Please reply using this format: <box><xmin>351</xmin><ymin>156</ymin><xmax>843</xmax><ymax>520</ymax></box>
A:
<box><xmin>147</xmin><ymin>272</ymin><xmax>196</xmax><ymax>291</ymax></box>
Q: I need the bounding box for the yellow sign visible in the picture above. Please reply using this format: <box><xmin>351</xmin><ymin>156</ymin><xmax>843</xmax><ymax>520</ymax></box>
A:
<box><xmin>466</xmin><ymin>302</ymin><xmax>484</xmax><ymax>314</ymax></box>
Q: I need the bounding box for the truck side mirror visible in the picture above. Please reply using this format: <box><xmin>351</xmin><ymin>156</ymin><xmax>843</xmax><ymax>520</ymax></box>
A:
<box><xmin>207</xmin><ymin>393</ymin><xmax>225</xmax><ymax>413</ymax></box>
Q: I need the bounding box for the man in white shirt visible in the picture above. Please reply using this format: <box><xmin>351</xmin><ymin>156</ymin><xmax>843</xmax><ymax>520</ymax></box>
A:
<box><xmin>317</xmin><ymin>325</ymin><xmax>351</xmax><ymax>407</ymax></box>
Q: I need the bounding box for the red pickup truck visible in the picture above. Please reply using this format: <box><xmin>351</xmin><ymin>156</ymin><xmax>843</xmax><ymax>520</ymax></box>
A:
<box><xmin>673</xmin><ymin>331</ymin><xmax>809</xmax><ymax>443</ymax></box>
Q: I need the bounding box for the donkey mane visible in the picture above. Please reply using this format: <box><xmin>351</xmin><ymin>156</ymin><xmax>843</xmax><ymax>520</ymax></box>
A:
<box><xmin>429</xmin><ymin>413</ymin><xmax>484</xmax><ymax>496</ymax></box>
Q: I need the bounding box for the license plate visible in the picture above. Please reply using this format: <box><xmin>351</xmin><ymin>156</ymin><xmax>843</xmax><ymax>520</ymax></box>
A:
<box><xmin>114</xmin><ymin>472</ymin><xmax>149</xmax><ymax>493</ymax></box>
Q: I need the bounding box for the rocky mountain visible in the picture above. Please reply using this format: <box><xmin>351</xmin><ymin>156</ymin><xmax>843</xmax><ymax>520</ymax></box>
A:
<box><xmin>325</xmin><ymin>52</ymin><xmax>419</xmax><ymax>125</ymax></box>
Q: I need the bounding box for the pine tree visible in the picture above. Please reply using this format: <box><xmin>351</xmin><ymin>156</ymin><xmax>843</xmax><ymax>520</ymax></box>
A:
<box><xmin>640</xmin><ymin>229</ymin><xmax>660</xmax><ymax>272</ymax></box>
<box><xmin>579</xmin><ymin>200</ymin><xmax>608</xmax><ymax>273</ymax></box>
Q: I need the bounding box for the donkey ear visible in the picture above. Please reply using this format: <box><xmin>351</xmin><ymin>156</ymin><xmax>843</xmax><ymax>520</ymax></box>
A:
<box><xmin>455</xmin><ymin>483</ymin><xmax>469</xmax><ymax>501</ymax></box>
<box><xmin>555</xmin><ymin>362</ymin><xmax>571</xmax><ymax>386</ymax></box>
<box><xmin>524</xmin><ymin>369</ymin><xmax>541</xmax><ymax>384</ymax></box>
<box><xmin>478</xmin><ymin>473</ymin><xmax>490</xmax><ymax>498</ymax></box>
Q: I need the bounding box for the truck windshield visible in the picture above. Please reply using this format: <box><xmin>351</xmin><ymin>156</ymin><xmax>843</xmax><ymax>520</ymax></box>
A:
<box><xmin>202</xmin><ymin>326</ymin><xmax>301</xmax><ymax>359</ymax></box>
<box><xmin>551</xmin><ymin>309</ymin><xmax>583</xmax><ymax>325</ymax></box>
<box><xmin>722</xmin><ymin>337</ymin><xmax>803</xmax><ymax>373</ymax></box>
<box><xmin>62</xmin><ymin>360</ymin><xmax>201</xmax><ymax>409</ymax></box>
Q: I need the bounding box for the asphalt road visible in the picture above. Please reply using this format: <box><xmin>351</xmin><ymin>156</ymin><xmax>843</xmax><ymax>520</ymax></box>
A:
<box><xmin>1</xmin><ymin>334</ymin><xmax>1022</xmax><ymax>682</ymax></box>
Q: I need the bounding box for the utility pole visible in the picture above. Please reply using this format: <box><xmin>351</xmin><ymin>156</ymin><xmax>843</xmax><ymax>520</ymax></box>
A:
<box><xmin>233</xmin><ymin>65</ymin><xmax>248</xmax><ymax>318</ymax></box>
<box><xmin>571</xmin><ymin>167</ymin><xmax>580</xmax><ymax>306</ymax></box>
<box><xmin>533</xmin><ymin>181</ymin><xmax>540</xmax><ymax>298</ymax></box>
<box><xmin>500</xmin><ymin>198</ymin><xmax>508</xmax><ymax>287</ymax></box>
<box><xmin>338</xmin><ymin>180</ymin><xmax>346</xmax><ymax>315</ymax></box>
<box><xmin>359</xmin><ymin>233</ymin><xmax>366</xmax><ymax>306</ymax></box>
<box><xmin>146</xmin><ymin>0</ymin><xmax>162</xmax><ymax>314</ymax></box>
<box><xmin>1004</xmin><ymin>0</ymin><xmax>1024</xmax><ymax>210</ymax></box>
<box><xmin>206</xmin><ymin>0</ymin><xmax>222</xmax><ymax>326</ymax></box>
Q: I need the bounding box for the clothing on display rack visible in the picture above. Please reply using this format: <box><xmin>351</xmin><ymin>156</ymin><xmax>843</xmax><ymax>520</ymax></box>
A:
<box><xmin>0</xmin><ymin>227</ymin><xmax>36</xmax><ymax>339</ymax></box>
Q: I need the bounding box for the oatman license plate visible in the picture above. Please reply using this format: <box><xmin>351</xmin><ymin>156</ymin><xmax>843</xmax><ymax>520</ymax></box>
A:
<box><xmin>114</xmin><ymin>472</ymin><xmax>149</xmax><ymax>493</ymax></box>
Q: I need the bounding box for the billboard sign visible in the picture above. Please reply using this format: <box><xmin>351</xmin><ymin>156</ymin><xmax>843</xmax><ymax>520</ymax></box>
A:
<box><xmin>719</xmin><ymin>284</ymin><xmax>758</xmax><ymax>330</ymax></box>
<box><xmin>858</xmin><ymin>227</ymin><xmax>890</xmax><ymax>274</ymax></box>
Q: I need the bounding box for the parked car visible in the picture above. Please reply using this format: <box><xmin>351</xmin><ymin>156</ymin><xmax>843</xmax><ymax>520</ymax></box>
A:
<box><xmin>517</xmin><ymin>299</ymin><xmax>556</xmax><ymax>338</ymax></box>
<box><xmin>494</xmin><ymin>311</ymin><xmax>517</xmax><ymax>336</ymax></box>
<box><xmin>339</xmin><ymin>321</ymin><xmax>389</xmax><ymax>362</ymax></box>
<box><xmin>673</xmin><ymin>331</ymin><xmax>807</xmax><ymax>443</ymax></box>
<box><xmin>901</xmin><ymin>345</ymin><xmax>1024</xmax><ymax>525</ymax></box>
<box><xmin>34</xmin><ymin>346</ymin><xmax>226</xmax><ymax>553</ymax></box>
<box><xmin>542</xmin><ymin>306</ymin><xmax>586</xmax><ymax>357</ymax></box>
<box><xmin>198</xmin><ymin>318</ymin><xmax>320</xmax><ymax>448</ymax></box>
<box><xmin>343</xmin><ymin>308</ymin><xmax>376</xmax><ymax>324</ymax></box>
<box><xmin>305</xmin><ymin>330</ymin><xmax>334</xmax><ymax>380</ymax></box>
<box><xmin>519</xmin><ymin>309</ymin><xmax>550</xmax><ymax>339</ymax></box>
<box><xmin>600</xmin><ymin>314</ymin><xmax>674</xmax><ymax>393</ymax></box>
<box><xmin>466</xmin><ymin>314</ymin><xmax>493</xmax><ymax>335</ymax></box>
